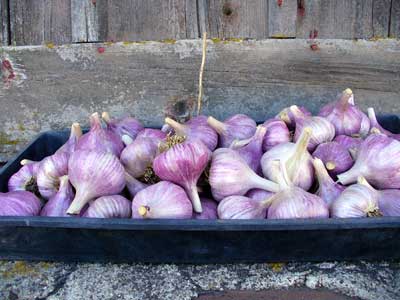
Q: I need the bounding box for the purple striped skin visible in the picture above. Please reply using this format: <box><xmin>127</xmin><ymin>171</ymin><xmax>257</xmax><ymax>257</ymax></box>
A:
<box><xmin>277</xmin><ymin>106</ymin><xmax>311</xmax><ymax>130</ymax></box>
<box><xmin>262</xmin><ymin>118</ymin><xmax>291</xmax><ymax>152</ymax></box>
<box><xmin>76</xmin><ymin>113</ymin><xmax>124</xmax><ymax>157</ymax></box>
<box><xmin>368</xmin><ymin>108</ymin><xmax>400</xmax><ymax>141</ymax></box>
<box><xmin>66</xmin><ymin>150</ymin><xmax>125</xmax><ymax>215</ymax></box>
<box><xmin>103</xmin><ymin>113</ymin><xmax>144</xmax><ymax>141</ymax></box>
<box><xmin>378</xmin><ymin>190</ymin><xmax>400</xmax><ymax>217</ymax></box>
<box><xmin>8</xmin><ymin>162</ymin><xmax>39</xmax><ymax>192</ymax></box>
<box><xmin>207</xmin><ymin>114</ymin><xmax>256</xmax><ymax>148</ymax></box>
<box><xmin>209</xmin><ymin>148</ymin><xmax>279</xmax><ymax>202</ymax></box>
<box><xmin>193</xmin><ymin>198</ymin><xmax>218</xmax><ymax>220</ymax></box>
<box><xmin>153</xmin><ymin>141</ymin><xmax>211</xmax><ymax>213</ymax></box>
<box><xmin>246</xmin><ymin>189</ymin><xmax>274</xmax><ymax>202</ymax></box>
<box><xmin>41</xmin><ymin>176</ymin><xmax>74</xmax><ymax>217</ymax></box>
<box><xmin>55</xmin><ymin>123</ymin><xmax>82</xmax><ymax>158</ymax></box>
<box><xmin>36</xmin><ymin>152</ymin><xmax>69</xmax><ymax>199</ymax></box>
<box><xmin>125</xmin><ymin>172</ymin><xmax>149</xmax><ymax>198</ymax></box>
<box><xmin>136</xmin><ymin>128</ymin><xmax>166</xmax><ymax>142</ymax></box>
<box><xmin>132</xmin><ymin>181</ymin><xmax>193</xmax><ymax>219</ymax></box>
<box><xmin>333</xmin><ymin>135</ymin><xmax>363</xmax><ymax>153</ymax></box>
<box><xmin>0</xmin><ymin>191</ymin><xmax>42</xmax><ymax>216</ymax></box>
<box><xmin>318</xmin><ymin>89</ymin><xmax>370</xmax><ymax>137</ymax></box>
<box><xmin>120</xmin><ymin>137</ymin><xmax>159</xmax><ymax>178</ymax></box>
<box><xmin>84</xmin><ymin>195</ymin><xmax>131</xmax><ymax>218</ymax></box>
<box><xmin>337</xmin><ymin>134</ymin><xmax>400</xmax><ymax>189</ymax></box>
<box><xmin>218</xmin><ymin>196</ymin><xmax>268</xmax><ymax>219</ymax></box>
<box><xmin>230</xmin><ymin>126</ymin><xmax>266</xmax><ymax>174</ymax></box>
<box><xmin>313</xmin><ymin>142</ymin><xmax>354</xmax><ymax>177</ymax></box>
<box><xmin>165</xmin><ymin>116</ymin><xmax>218</xmax><ymax>151</ymax></box>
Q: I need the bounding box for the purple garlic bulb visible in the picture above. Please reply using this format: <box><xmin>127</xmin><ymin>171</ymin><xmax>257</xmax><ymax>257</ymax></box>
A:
<box><xmin>67</xmin><ymin>150</ymin><xmax>125</xmax><ymax>215</ymax></box>
<box><xmin>319</xmin><ymin>89</ymin><xmax>370</xmax><ymax>137</ymax></box>
<box><xmin>41</xmin><ymin>175</ymin><xmax>74</xmax><ymax>217</ymax></box>
<box><xmin>36</xmin><ymin>152</ymin><xmax>69</xmax><ymax>199</ymax></box>
<box><xmin>207</xmin><ymin>114</ymin><xmax>256</xmax><ymax>148</ymax></box>
<box><xmin>209</xmin><ymin>148</ymin><xmax>279</xmax><ymax>201</ymax></box>
<box><xmin>132</xmin><ymin>181</ymin><xmax>193</xmax><ymax>219</ymax></box>
<box><xmin>136</xmin><ymin>128</ymin><xmax>166</xmax><ymax>142</ymax></box>
<box><xmin>120</xmin><ymin>137</ymin><xmax>159</xmax><ymax>178</ymax></box>
<box><xmin>229</xmin><ymin>125</ymin><xmax>267</xmax><ymax>173</ymax></box>
<box><xmin>0</xmin><ymin>191</ymin><xmax>42</xmax><ymax>216</ymax></box>
<box><xmin>8</xmin><ymin>160</ymin><xmax>40</xmax><ymax>192</ymax></box>
<box><xmin>76</xmin><ymin>112</ymin><xmax>124</xmax><ymax>157</ymax></box>
<box><xmin>153</xmin><ymin>140</ymin><xmax>211</xmax><ymax>213</ymax></box>
<box><xmin>246</xmin><ymin>189</ymin><xmax>274</xmax><ymax>203</ymax></box>
<box><xmin>333</xmin><ymin>135</ymin><xmax>363</xmax><ymax>159</ymax></box>
<box><xmin>262</xmin><ymin>118</ymin><xmax>291</xmax><ymax>152</ymax></box>
<box><xmin>290</xmin><ymin>105</ymin><xmax>335</xmax><ymax>151</ymax></box>
<box><xmin>261</xmin><ymin>127</ymin><xmax>314</xmax><ymax>190</ymax></box>
<box><xmin>337</xmin><ymin>134</ymin><xmax>400</xmax><ymax>189</ymax></box>
<box><xmin>313</xmin><ymin>142</ymin><xmax>353</xmax><ymax>177</ymax></box>
<box><xmin>331</xmin><ymin>177</ymin><xmax>380</xmax><ymax>218</ymax></box>
<box><xmin>218</xmin><ymin>195</ymin><xmax>271</xmax><ymax>219</ymax></box>
<box><xmin>277</xmin><ymin>106</ymin><xmax>311</xmax><ymax>130</ymax></box>
<box><xmin>367</xmin><ymin>108</ymin><xmax>399</xmax><ymax>140</ymax></box>
<box><xmin>193</xmin><ymin>198</ymin><xmax>218</xmax><ymax>220</ymax></box>
<box><xmin>102</xmin><ymin>111</ymin><xmax>144</xmax><ymax>141</ymax></box>
<box><xmin>164</xmin><ymin>116</ymin><xmax>218</xmax><ymax>151</ymax></box>
<box><xmin>83</xmin><ymin>195</ymin><xmax>131</xmax><ymax>218</ymax></box>
<box><xmin>313</xmin><ymin>158</ymin><xmax>345</xmax><ymax>207</ymax></box>
<box><xmin>55</xmin><ymin>123</ymin><xmax>82</xmax><ymax>157</ymax></box>
<box><xmin>267</xmin><ymin>161</ymin><xmax>329</xmax><ymax>219</ymax></box>
<box><xmin>125</xmin><ymin>172</ymin><xmax>149</xmax><ymax>198</ymax></box>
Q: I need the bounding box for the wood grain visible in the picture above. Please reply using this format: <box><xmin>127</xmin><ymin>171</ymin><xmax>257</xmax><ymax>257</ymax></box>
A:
<box><xmin>372</xmin><ymin>0</ymin><xmax>391</xmax><ymax>37</ymax></box>
<box><xmin>0</xmin><ymin>39</ymin><xmax>399</xmax><ymax>160</ymax></box>
<box><xmin>391</xmin><ymin>0</ymin><xmax>400</xmax><ymax>38</ymax></box>
<box><xmin>268</xmin><ymin>0</ymin><xmax>297</xmax><ymax>38</ymax></box>
<box><xmin>71</xmin><ymin>0</ymin><xmax>99</xmax><ymax>42</ymax></box>
<box><xmin>0</xmin><ymin>0</ymin><xmax>8</xmax><ymax>45</ymax></box>
<box><xmin>10</xmin><ymin>0</ymin><xmax>72</xmax><ymax>45</ymax></box>
<box><xmin>202</xmin><ymin>0</ymin><xmax>269</xmax><ymax>38</ymax></box>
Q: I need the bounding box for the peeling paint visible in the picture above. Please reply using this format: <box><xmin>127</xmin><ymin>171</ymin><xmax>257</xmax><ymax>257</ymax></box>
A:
<box><xmin>0</xmin><ymin>54</ymin><xmax>27</xmax><ymax>88</ymax></box>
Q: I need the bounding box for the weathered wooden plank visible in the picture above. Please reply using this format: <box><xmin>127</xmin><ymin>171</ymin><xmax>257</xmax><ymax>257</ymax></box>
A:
<box><xmin>372</xmin><ymin>0</ymin><xmax>391</xmax><ymax>38</ymax></box>
<box><xmin>71</xmin><ymin>0</ymin><xmax>99</xmax><ymax>42</ymax></box>
<box><xmin>0</xmin><ymin>39</ymin><xmax>399</xmax><ymax>161</ymax></box>
<box><xmin>202</xmin><ymin>0</ymin><xmax>268</xmax><ymax>38</ymax></box>
<box><xmin>10</xmin><ymin>0</ymin><xmax>72</xmax><ymax>45</ymax></box>
<box><xmin>268</xmin><ymin>0</ymin><xmax>297</xmax><ymax>38</ymax></box>
<box><xmin>391</xmin><ymin>0</ymin><xmax>400</xmax><ymax>38</ymax></box>
<box><xmin>0</xmin><ymin>0</ymin><xmax>8</xmax><ymax>45</ymax></box>
<box><xmin>296</xmin><ymin>0</ymin><xmax>374</xmax><ymax>39</ymax></box>
<box><xmin>97</xmin><ymin>0</ymin><xmax>196</xmax><ymax>41</ymax></box>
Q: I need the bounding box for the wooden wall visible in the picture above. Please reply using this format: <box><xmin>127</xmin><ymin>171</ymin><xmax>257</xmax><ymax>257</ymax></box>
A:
<box><xmin>1</xmin><ymin>0</ymin><xmax>399</xmax><ymax>46</ymax></box>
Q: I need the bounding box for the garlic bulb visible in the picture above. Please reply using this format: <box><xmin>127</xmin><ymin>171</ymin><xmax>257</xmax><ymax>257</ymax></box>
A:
<box><xmin>313</xmin><ymin>158</ymin><xmax>345</xmax><ymax>207</ymax></box>
<box><xmin>84</xmin><ymin>195</ymin><xmax>131</xmax><ymax>218</ymax></box>
<box><xmin>209</xmin><ymin>148</ymin><xmax>279</xmax><ymax>201</ymax></box>
<box><xmin>207</xmin><ymin>114</ymin><xmax>256</xmax><ymax>148</ymax></box>
<box><xmin>262</xmin><ymin>118</ymin><xmax>291</xmax><ymax>152</ymax></box>
<box><xmin>8</xmin><ymin>160</ymin><xmax>40</xmax><ymax>193</ymax></box>
<box><xmin>246</xmin><ymin>189</ymin><xmax>274</xmax><ymax>203</ymax></box>
<box><xmin>102</xmin><ymin>111</ymin><xmax>144</xmax><ymax>141</ymax></box>
<box><xmin>67</xmin><ymin>150</ymin><xmax>125</xmax><ymax>215</ymax></box>
<box><xmin>267</xmin><ymin>161</ymin><xmax>329</xmax><ymax>219</ymax></box>
<box><xmin>330</xmin><ymin>177</ymin><xmax>380</xmax><ymax>218</ymax></box>
<box><xmin>337</xmin><ymin>134</ymin><xmax>400</xmax><ymax>189</ymax></box>
<box><xmin>218</xmin><ymin>195</ymin><xmax>271</xmax><ymax>219</ymax></box>
<box><xmin>277</xmin><ymin>106</ymin><xmax>311</xmax><ymax>130</ymax></box>
<box><xmin>125</xmin><ymin>172</ymin><xmax>149</xmax><ymax>198</ymax></box>
<box><xmin>367</xmin><ymin>107</ymin><xmax>400</xmax><ymax>140</ymax></box>
<box><xmin>193</xmin><ymin>198</ymin><xmax>218</xmax><ymax>220</ymax></box>
<box><xmin>0</xmin><ymin>191</ymin><xmax>42</xmax><ymax>216</ymax></box>
<box><xmin>40</xmin><ymin>175</ymin><xmax>74</xmax><ymax>217</ymax></box>
<box><xmin>291</xmin><ymin>105</ymin><xmax>335</xmax><ymax>151</ymax></box>
<box><xmin>229</xmin><ymin>125</ymin><xmax>266</xmax><ymax>173</ymax></box>
<box><xmin>36</xmin><ymin>152</ymin><xmax>69</xmax><ymax>199</ymax></box>
<box><xmin>55</xmin><ymin>122</ymin><xmax>82</xmax><ymax>157</ymax></box>
<box><xmin>136</xmin><ymin>128</ymin><xmax>166</xmax><ymax>141</ymax></box>
<box><xmin>313</xmin><ymin>142</ymin><xmax>353</xmax><ymax>177</ymax></box>
<box><xmin>318</xmin><ymin>88</ymin><xmax>370</xmax><ymax>137</ymax></box>
<box><xmin>164</xmin><ymin>116</ymin><xmax>218</xmax><ymax>151</ymax></box>
<box><xmin>333</xmin><ymin>135</ymin><xmax>363</xmax><ymax>159</ymax></box>
<box><xmin>261</xmin><ymin>127</ymin><xmax>314</xmax><ymax>190</ymax></box>
<box><xmin>131</xmin><ymin>181</ymin><xmax>193</xmax><ymax>219</ymax></box>
<box><xmin>153</xmin><ymin>140</ymin><xmax>211</xmax><ymax>213</ymax></box>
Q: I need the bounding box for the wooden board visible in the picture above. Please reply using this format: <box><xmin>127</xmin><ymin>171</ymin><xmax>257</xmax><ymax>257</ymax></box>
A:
<box><xmin>202</xmin><ymin>0</ymin><xmax>269</xmax><ymax>38</ymax></box>
<box><xmin>372</xmin><ymin>0</ymin><xmax>391</xmax><ymax>38</ymax></box>
<box><xmin>0</xmin><ymin>0</ymin><xmax>8</xmax><ymax>45</ymax></box>
<box><xmin>268</xmin><ymin>0</ymin><xmax>297</xmax><ymax>38</ymax></box>
<box><xmin>71</xmin><ymin>0</ymin><xmax>99</xmax><ymax>42</ymax></box>
<box><xmin>391</xmin><ymin>0</ymin><xmax>400</xmax><ymax>38</ymax></box>
<box><xmin>0</xmin><ymin>39</ymin><xmax>399</xmax><ymax>161</ymax></box>
<box><xmin>10</xmin><ymin>0</ymin><xmax>72</xmax><ymax>45</ymax></box>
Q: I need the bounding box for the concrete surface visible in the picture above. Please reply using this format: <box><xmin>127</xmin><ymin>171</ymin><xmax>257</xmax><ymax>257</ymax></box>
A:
<box><xmin>0</xmin><ymin>261</ymin><xmax>399</xmax><ymax>300</ymax></box>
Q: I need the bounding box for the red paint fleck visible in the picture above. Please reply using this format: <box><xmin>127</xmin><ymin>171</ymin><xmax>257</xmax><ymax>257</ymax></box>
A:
<box><xmin>310</xmin><ymin>44</ymin><xmax>319</xmax><ymax>51</ymax></box>
<box><xmin>97</xmin><ymin>47</ymin><xmax>105</xmax><ymax>54</ymax></box>
<box><xmin>297</xmin><ymin>0</ymin><xmax>305</xmax><ymax>16</ymax></box>
<box><xmin>277</xmin><ymin>0</ymin><xmax>283</xmax><ymax>7</ymax></box>
<box><xmin>309</xmin><ymin>29</ymin><xmax>318</xmax><ymax>39</ymax></box>
<box><xmin>1</xmin><ymin>59</ymin><xmax>16</xmax><ymax>84</ymax></box>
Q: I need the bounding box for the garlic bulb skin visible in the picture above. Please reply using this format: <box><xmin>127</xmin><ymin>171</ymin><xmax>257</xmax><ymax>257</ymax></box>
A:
<box><xmin>313</xmin><ymin>142</ymin><xmax>353</xmax><ymax>177</ymax></box>
<box><xmin>102</xmin><ymin>111</ymin><xmax>144</xmax><ymax>141</ymax></box>
<box><xmin>207</xmin><ymin>114</ymin><xmax>256</xmax><ymax>148</ymax></box>
<box><xmin>337</xmin><ymin>134</ymin><xmax>400</xmax><ymax>189</ymax></box>
<box><xmin>209</xmin><ymin>148</ymin><xmax>280</xmax><ymax>201</ymax></box>
<box><xmin>136</xmin><ymin>128</ymin><xmax>166</xmax><ymax>142</ymax></box>
<box><xmin>193</xmin><ymin>198</ymin><xmax>218</xmax><ymax>220</ymax></box>
<box><xmin>84</xmin><ymin>195</ymin><xmax>131</xmax><ymax>218</ymax></box>
<box><xmin>153</xmin><ymin>140</ymin><xmax>211</xmax><ymax>213</ymax></box>
<box><xmin>246</xmin><ymin>189</ymin><xmax>274</xmax><ymax>203</ymax></box>
<box><xmin>367</xmin><ymin>107</ymin><xmax>400</xmax><ymax>141</ymax></box>
<box><xmin>8</xmin><ymin>160</ymin><xmax>40</xmax><ymax>193</ymax></box>
<box><xmin>333</xmin><ymin>135</ymin><xmax>363</xmax><ymax>159</ymax></box>
<box><xmin>55</xmin><ymin>122</ymin><xmax>82</xmax><ymax>157</ymax></box>
<box><xmin>262</xmin><ymin>118</ymin><xmax>291</xmax><ymax>152</ymax></box>
<box><xmin>277</xmin><ymin>106</ymin><xmax>311</xmax><ymax>130</ymax></box>
<box><xmin>0</xmin><ymin>191</ymin><xmax>42</xmax><ymax>216</ymax></box>
<box><xmin>40</xmin><ymin>175</ymin><xmax>74</xmax><ymax>217</ymax></box>
<box><xmin>36</xmin><ymin>152</ymin><xmax>69</xmax><ymax>199</ymax></box>
<box><xmin>218</xmin><ymin>195</ymin><xmax>270</xmax><ymax>219</ymax></box>
<box><xmin>67</xmin><ymin>150</ymin><xmax>126</xmax><ymax>215</ymax></box>
<box><xmin>132</xmin><ymin>181</ymin><xmax>193</xmax><ymax>219</ymax></box>
<box><xmin>125</xmin><ymin>172</ymin><xmax>149</xmax><ymax>198</ymax></box>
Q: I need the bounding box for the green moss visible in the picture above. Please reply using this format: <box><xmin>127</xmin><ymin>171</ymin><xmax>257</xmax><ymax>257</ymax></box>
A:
<box><xmin>161</xmin><ymin>39</ymin><xmax>176</xmax><ymax>44</ymax></box>
<box><xmin>211</xmin><ymin>38</ymin><xmax>222</xmax><ymax>44</ymax></box>
<box><xmin>1</xmin><ymin>261</ymin><xmax>39</xmax><ymax>278</ymax></box>
<box><xmin>0</xmin><ymin>132</ymin><xmax>20</xmax><ymax>145</ymax></box>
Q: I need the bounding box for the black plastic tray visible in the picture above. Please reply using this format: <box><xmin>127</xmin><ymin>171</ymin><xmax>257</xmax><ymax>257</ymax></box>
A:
<box><xmin>0</xmin><ymin>115</ymin><xmax>400</xmax><ymax>263</ymax></box>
